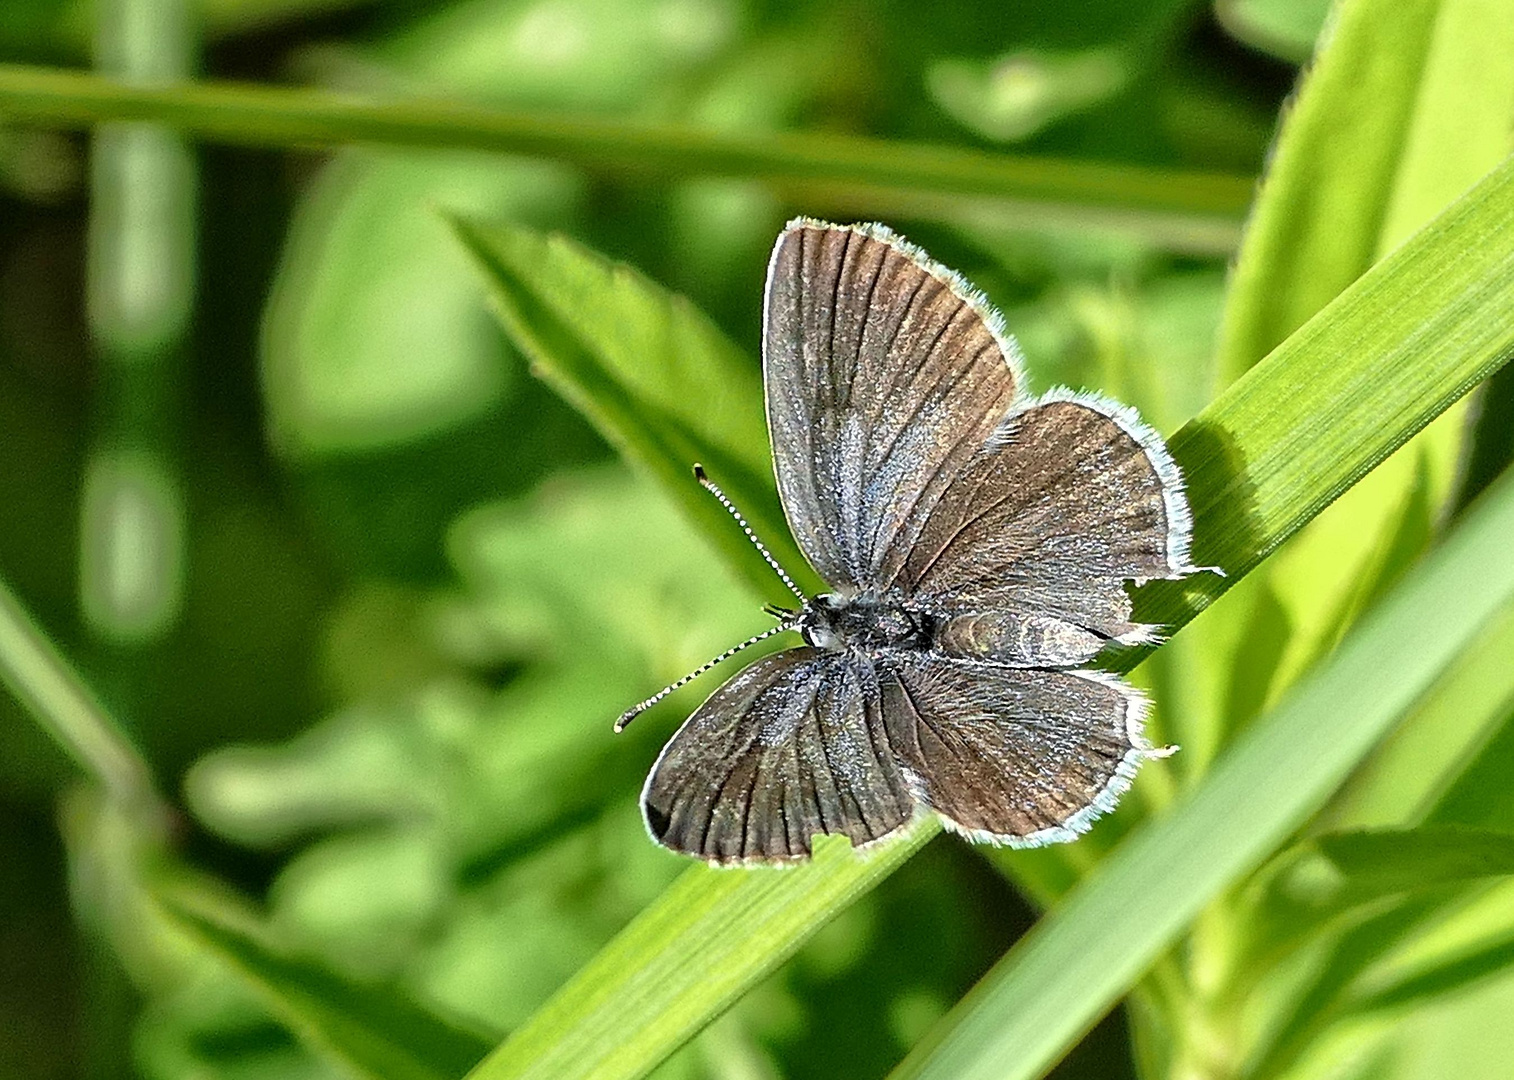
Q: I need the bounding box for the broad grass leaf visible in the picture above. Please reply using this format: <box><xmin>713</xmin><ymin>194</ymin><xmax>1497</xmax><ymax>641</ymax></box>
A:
<box><xmin>1211</xmin><ymin>0</ymin><xmax>1514</xmax><ymax>747</ymax></box>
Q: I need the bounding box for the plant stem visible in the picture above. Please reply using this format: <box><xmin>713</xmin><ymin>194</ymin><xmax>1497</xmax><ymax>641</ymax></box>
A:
<box><xmin>0</xmin><ymin>577</ymin><xmax>159</xmax><ymax>810</ymax></box>
<box><xmin>0</xmin><ymin>63</ymin><xmax>1253</xmax><ymax>252</ymax></box>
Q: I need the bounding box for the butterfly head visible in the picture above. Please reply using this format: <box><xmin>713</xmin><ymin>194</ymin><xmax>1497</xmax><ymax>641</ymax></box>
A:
<box><xmin>796</xmin><ymin>593</ymin><xmax>846</xmax><ymax>649</ymax></box>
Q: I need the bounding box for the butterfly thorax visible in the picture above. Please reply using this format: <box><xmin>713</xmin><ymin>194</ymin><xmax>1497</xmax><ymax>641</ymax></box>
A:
<box><xmin>796</xmin><ymin>593</ymin><xmax>937</xmax><ymax>653</ymax></box>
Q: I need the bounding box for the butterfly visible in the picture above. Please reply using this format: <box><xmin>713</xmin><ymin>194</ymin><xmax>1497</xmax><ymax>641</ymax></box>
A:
<box><xmin>616</xmin><ymin>218</ymin><xmax>1204</xmax><ymax>865</ymax></box>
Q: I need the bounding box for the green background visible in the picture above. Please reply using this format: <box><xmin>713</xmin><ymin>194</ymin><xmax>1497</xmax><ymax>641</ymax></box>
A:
<box><xmin>2</xmin><ymin>0</ymin><xmax>1514</xmax><ymax>1078</ymax></box>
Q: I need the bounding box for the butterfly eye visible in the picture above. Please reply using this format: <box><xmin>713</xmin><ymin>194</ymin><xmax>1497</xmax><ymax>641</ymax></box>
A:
<box><xmin>802</xmin><ymin>624</ymin><xmax>839</xmax><ymax>649</ymax></box>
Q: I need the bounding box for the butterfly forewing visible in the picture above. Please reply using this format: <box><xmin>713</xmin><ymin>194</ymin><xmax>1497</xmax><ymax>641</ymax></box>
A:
<box><xmin>641</xmin><ymin>648</ymin><xmax>916</xmax><ymax>863</ymax></box>
<box><xmin>763</xmin><ymin>222</ymin><xmax>1021</xmax><ymax>591</ymax></box>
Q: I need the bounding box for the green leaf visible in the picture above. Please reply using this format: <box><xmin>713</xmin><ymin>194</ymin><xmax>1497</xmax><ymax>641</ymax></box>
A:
<box><xmin>889</xmin><ymin>466</ymin><xmax>1514</xmax><ymax>1080</ymax></box>
<box><xmin>1277</xmin><ymin>827</ymin><xmax>1514</xmax><ymax>913</ymax></box>
<box><xmin>1214</xmin><ymin>0</ymin><xmax>1439</xmax><ymax>380</ymax></box>
<box><xmin>1128</xmin><ymin>153</ymin><xmax>1514</xmax><ymax>627</ymax></box>
<box><xmin>1322</xmin><ymin>594</ymin><xmax>1514</xmax><ymax>831</ymax></box>
<box><xmin>451</xmin><ymin>218</ymin><xmax>814</xmax><ymax>603</ymax></box>
<box><xmin>1214</xmin><ymin>0</ymin><xmax>1514</xmax><ymax>381</ymax></box>
<box><xmin>262</xmin><ymin>150</ymin><xmax>572</xmax><ymax>457</ymax></box>
<box><xmin>0</xmin><ymin>63</ymin><xmax>1253</xmax><ymax>250</ymax></box>
<box><xmin>1349</xmin><ymin>925</ymin><xmax>1514</xmax><ymax>1015</ymax></box>
<box><xmin>1215</xmin><ymin>0</ymin><xmax>1333</xmax><ymax>63</ymax></box>
<box><xmin>154</xmin><ymin>885</ymin><xmax>496</xmax><ymax>1080</ymax></box>
<box><xmin>1218</xmin><ymin>0</ymin><xmax>1514</xmax><ymax>722</ymax></box>
<box><xmin>457</xmin><ymin>151</ymin><xmax>1514</xmax><ymax>1080</ymax></box>
<box><xmin>1426</xmin><ymin>691</ymin><xmax>1514</xmax><ymax>832</ymax></box>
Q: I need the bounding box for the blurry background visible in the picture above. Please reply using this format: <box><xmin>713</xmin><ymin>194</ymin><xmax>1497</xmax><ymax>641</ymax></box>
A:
<box><xmin>0</xmin><ymin>0</ymin><xmax>1362</xmax><ymax>1077</ymax></box>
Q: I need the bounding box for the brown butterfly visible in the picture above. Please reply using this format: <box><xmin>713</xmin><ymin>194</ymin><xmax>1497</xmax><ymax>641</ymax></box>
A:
<box><xmin>617</xmin><ymin>219</ymin><xmax>1204</xmax><ymax>864</ymax></box>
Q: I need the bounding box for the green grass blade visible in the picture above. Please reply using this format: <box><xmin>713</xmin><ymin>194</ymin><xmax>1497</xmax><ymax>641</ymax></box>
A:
<box><xmin>464</xmin><ymin>828</ymin><xmax>937</xmax><ymax>1080</ymax></box>
<box><xmin>1348</xmin><ymin>925</ymin><xmax>1514</xmax><ymax>1015</ymax></box>
<box><xmin>1213</xmin><ymin>0</ymin><xmax>1514</xmax><ymax>381</ymax></box>
<box><xmin>450</xmin><ymin>218</ymin><xmax>814</xmax><ymax>602</ymax></box>
<box><xmin>453</xmin><ymin>152</ymin><xmax>1514</xmax><ymax>1080</ymax></box>
<box><xmin>1321</xmin><ymin>596</ymin><xmax>1514</xmax><ymax>829</ymax></box>
<box><xmin>0</xmin><ymin>576</ymin><xmax>158</xmax><ymax>809</ymax></box>
<box><xmin>1208</xmin><ymin>0</ymin><xmax>1514</xmax><ymax>740</ymax></box>
<box><xmin>155</xmin><ymin>886</ymin><xmax>496</xmax><ymax>1080</ymax></box>
<box><xmin>1214</xmin><ymin>0</ymin><xmax>1441</xmax><ymax>381</ymax></box>
<box><xmin>1299</xmin><ymin>826</ymin><xmax>1514</xmax><ymax>907</ymax></box>
<box><xmin>1140</xmin><ymin>151</ymin><xmax>1514</xmax><ymax>628</ymax></box>
<box><xmin>0</xmin><ymin>63</ymin><xmax>1252</xmax><ymax>249</ymax></box>
<box><xmin>890</xmin><ymin>466</ymin><xmax>1514</xmax><ymax>1080</ymax></box>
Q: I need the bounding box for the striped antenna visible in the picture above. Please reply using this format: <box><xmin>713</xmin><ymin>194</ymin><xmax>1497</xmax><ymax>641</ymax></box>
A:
<box><xmin>615</xmin><ymin>622</ymin><xmax>794</xmax><ymax>732</ymax></box>
<box><xmin>694</xmin><ymin>464</ymin><xmax>806</xmax><ymax>602</ymax></box>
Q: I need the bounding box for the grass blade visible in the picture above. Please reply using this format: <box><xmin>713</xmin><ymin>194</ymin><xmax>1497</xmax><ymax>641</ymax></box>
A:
<box><xmin>1298</xmin><ymin>826</ymin><xmax>1514</xmax><ymax>908</ymax></box>
<box><xmin>0</xmin><ymin>63</ymin><xmax>1252</xmax><ymax>249</ymax></box>
<box><xmin>465</xmin><ymin>829</ymin><xmax>937</xmax><ymax>1080</ymax></box>
<box><xmin>0</xmin><ymin>576</ymin><xmax>158</xmax><ymax>809</ymax></box>
<box><xmin>890</xmin><ymin>465</ymin><xmax>1514</xmax><ymax>1080</ymax></box>
<box><xmin>1141</xmin><ymin>151</ymin><xmax>1514</xmax><ymax>629</ymax></box>
<box><xmin>1348</xmin><ymin>925</ymin><xmax>1514</xmax><ymax>1015</ymax></box>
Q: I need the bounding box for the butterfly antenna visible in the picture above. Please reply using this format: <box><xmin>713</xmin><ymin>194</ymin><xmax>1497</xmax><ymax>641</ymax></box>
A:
<box><xmin>693</xmin><ymin>464</ymin><xmax>806</xmax><ymax>602</ymax></box>
<box><xmin>615</xmin><ymin>622</ymin><xmax>794</xmax><ymax>733</ymax></box>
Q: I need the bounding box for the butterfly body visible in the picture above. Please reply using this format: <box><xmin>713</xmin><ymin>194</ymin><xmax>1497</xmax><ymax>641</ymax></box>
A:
<box><xmin>633</xmin><ymin>219</ymin><xmax>1203</xmax><ymax>865</ymax></box>
<box><xmin>795</xmin><ymin>592</ymin><xmax>936</xmax><ymax>653</ymax></box>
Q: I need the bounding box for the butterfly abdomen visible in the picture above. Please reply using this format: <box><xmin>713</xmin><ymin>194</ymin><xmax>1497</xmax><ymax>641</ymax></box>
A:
<box><xmin>934</xmin><ymin>611</ymin><xmax>1104</xmax><ymax>667</ymax></box>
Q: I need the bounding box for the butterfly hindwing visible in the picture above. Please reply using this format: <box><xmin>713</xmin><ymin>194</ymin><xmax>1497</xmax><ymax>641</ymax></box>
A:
<box><xmin>878</xmin><ymin>653</ymin><xmax>1155</xmax><ymax>845</ymax></box>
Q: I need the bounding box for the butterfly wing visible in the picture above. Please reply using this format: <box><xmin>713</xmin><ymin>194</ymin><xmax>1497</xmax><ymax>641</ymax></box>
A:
<box><xmin>641</xmin><ymin>647</ymin><xmax>917</xmax><ymax>863</ymax></box>
<box><xmin>878</xmin><ymin>653</ymin><xmax>1156</xmax><ymax>845</ymax></box>
<box><xmin>763</xmin><ymin>220</ymin><xmax>1022</xmax><ymax>590</ymax></box>
<box><xmin>898</xmin><ymin>391</ymin><xmax>1199</xmax><ymax>655</ymax></box>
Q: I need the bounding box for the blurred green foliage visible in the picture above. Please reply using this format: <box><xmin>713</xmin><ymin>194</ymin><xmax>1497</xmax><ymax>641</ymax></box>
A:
<box><xmin>3</xmin><ymin>1</ymin><xmax>1514</xmax><ymax>1079</ymax></box>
